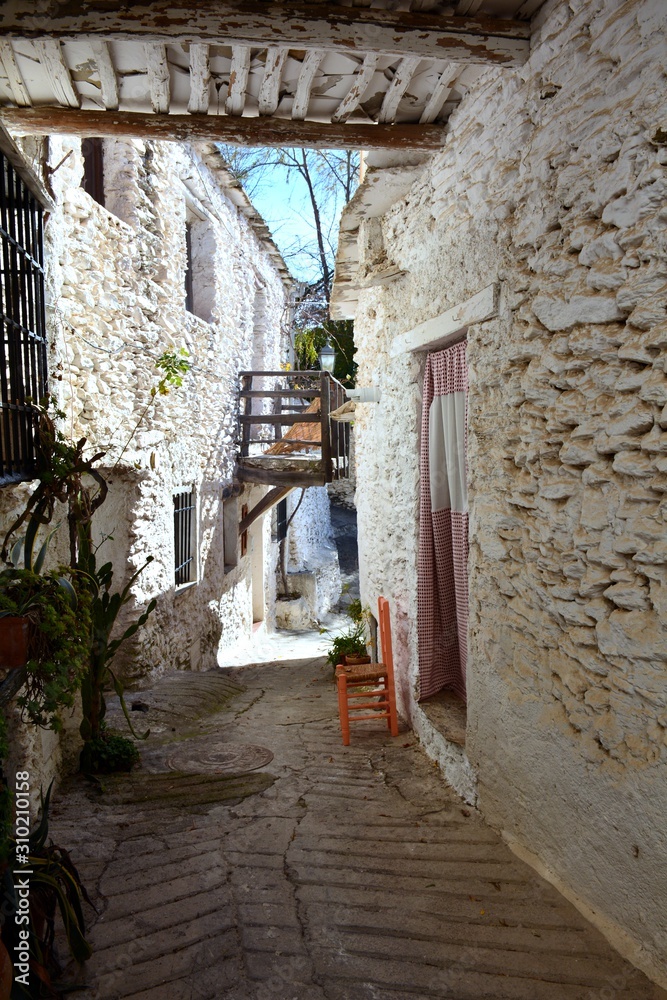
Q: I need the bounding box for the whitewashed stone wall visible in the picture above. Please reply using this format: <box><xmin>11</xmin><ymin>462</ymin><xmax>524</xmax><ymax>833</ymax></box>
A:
<box><xmin>348</xmin><ymin>0</ymin><xmax>667</xmax><ymax>985</ymax></box>
<box><xmin>5</xmin><ymin>135</ymin><xmax>292</xmax><ymax>685</ymax></box>
<box><xmin>285</xmin><ymin>486</ymin><xmax>341</xmax><ymax>619</ymax></box>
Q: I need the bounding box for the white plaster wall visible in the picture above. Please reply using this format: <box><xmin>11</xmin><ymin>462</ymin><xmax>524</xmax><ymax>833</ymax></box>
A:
<box><xmin>349</xmin><ymin>0</ymin><xmax>667</xmax><ymax>984</ymax></box>
<box><xmin>16</xmin><ymin>135</ymin><xmax>291</xmax><ymax>681</ymax></box>
<box><xmin>286</xmin><ymin>486</ymin><xmax>341</xmax><ymax>618</ymax></box>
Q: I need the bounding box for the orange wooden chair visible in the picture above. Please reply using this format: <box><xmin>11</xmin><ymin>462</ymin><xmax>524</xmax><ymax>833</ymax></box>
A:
<box><xmin>336</xmin><ymin>596</ymin><xmax>399</xmax><ymax>746</ymax></box>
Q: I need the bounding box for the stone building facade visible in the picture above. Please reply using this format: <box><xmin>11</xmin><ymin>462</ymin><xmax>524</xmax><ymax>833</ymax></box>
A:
<box><xmin>332</xmin><ymin>0</ymin><xmax>667</xmax><ymax>986</ymax></box>
<box><xmin>0</xmin><ymin>132</ymin><xmax>305</xmax><ymax>786</ymax></box>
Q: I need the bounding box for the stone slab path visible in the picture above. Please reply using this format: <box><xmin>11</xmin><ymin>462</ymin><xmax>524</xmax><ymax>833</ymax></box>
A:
<box><xmin>51</xmin><ymin>657</ymin><xmax>666</xmax><ymax>1000</ymax></box>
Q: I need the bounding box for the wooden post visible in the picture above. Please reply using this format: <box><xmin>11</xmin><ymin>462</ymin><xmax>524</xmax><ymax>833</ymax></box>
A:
<box><xmin>320</xmin><ymin>371</ymin><xmax>332</xmax><ymax>484</ymax></box>
<box><xmin>240</xmin><ymin>374</ymin><xmax>252</xmax><ymax>457</ymax></box>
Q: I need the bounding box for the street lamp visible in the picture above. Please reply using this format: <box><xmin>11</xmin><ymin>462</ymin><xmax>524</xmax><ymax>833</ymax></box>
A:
<box><xmin>318</xmin><ymin>337</ymin><xmax>336</xmax><ymax>374</ymax></box>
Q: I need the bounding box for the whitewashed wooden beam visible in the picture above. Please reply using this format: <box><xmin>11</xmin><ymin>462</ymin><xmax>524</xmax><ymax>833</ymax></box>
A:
<box><xmin>258</xmin><ymin>46</ymin><xmax>287</xmax><ymax>116</ymax></box>
<box><xmin>0</xmin><ymin>40</ymin><xmax>30</xmax><ymax>106</ymax></box>
<box><xmin>332</xmin><ymin>54</ymin><xmax>378</xmax><ymax>124</ymax></box>
<box><xmin>455</xmin><ymin>0</ymin><xmax>485</xmax><ymax>14</ymax></box>
<box><xmin>188</xmin><ymin>42</ymin><xmax>209</xmax><ymax>113</ymax></box>
<box><xmin>378</xmin><ymin>56</ymin><xmax>420</xmax><ymax>124</ymax></box>
<box><xmin>1</xmin><ymin>4</ymin><xmax>531</xmax><ymax>67</ymax></box>
<box><xmin>226</xmin><ymin>45</ymin><xmax>250</xmax><ymax>116</ymax></box>
<box><xmin>1</xmin><ymin>106</ymin><xmax>448</xmax><ymax>151</ymax></box>
<box><xmin>35</xmin><ymin>39</ymin><xmax>79</xmax><ymax>108</ymax></box>
<box><xmin>145</xmin><ymin>42</ymin><xmax>170</xmax><ymax>113</ymax></box>
<box><xmin>292</xmin><ymin>48</ymin><xmax>323</xmax><ymax>121</ymax></box>
<box><xmin>419</xmin><ymin>63</ymin><xmax>458</xmax><ymax>124</ymax></box>
<box><xmin>90</xmin><ymin>39</ymin><xmax>118</xmax><ymax>110</ymax></box>
<box><xmin>390</xmin><ymin>283</ymin><xmax>499</xmax><ymax>356</ymax></box>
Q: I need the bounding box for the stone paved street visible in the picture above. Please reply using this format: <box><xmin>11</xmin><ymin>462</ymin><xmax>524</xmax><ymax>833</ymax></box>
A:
<box><xmin>51</xmin><ymin>657</ymin><xmax>666</xmax><ymax>1000</ymax></box>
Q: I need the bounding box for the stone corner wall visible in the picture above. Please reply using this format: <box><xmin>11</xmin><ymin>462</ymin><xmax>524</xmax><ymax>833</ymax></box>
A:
<box><xmin>348</xmin><ymin>0</ymin><xmax>667</xmax><ymax>986</ymax></box>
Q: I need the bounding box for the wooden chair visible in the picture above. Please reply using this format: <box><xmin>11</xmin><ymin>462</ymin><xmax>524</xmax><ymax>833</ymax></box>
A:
<box><xmin>336</xmin><ymin>596</ymin><xmax>399</xmax><ymax>746</ymax></box>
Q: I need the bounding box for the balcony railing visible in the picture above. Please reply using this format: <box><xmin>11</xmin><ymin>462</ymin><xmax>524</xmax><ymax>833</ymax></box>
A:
<box><xmin>236</xmin><ymin>370</ymin><xmax>350</xmax><ymax>488</ymax></box>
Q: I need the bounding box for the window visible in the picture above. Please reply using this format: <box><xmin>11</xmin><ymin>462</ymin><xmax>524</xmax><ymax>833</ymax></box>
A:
<box><xmin>0</xmin><ymin>151</ymin><xmax>48</xmax><ymax>485</ymax></box>
<box><xmin>276</xmin><ymin>498</ymin><xmax>288</xmax><ymax>543</ymax></box>
<box><xmin>81</xmin><ymin>138</ymin><xmax>104</xmax><ymax>206</ymax></box>
<box><xmin>173</xmin><ymin>488</ymin><xmax>197</xmax><ymax>587</ymax></box>
<box><xmin>183</xmin><ymin>211</ymin><xmax>215</xmax><ymax>321</ymax></box>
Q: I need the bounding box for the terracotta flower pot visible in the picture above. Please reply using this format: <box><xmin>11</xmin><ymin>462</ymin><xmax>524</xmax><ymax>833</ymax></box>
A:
<box><xmin>342</xmin><ymin>653</ymin><xmax>371</xmax><ymax>666</ymax></box>
<box><xmin>0</xmin><ymin>616</ymin><xmax>29</xmax><ymax>669</ymax></box>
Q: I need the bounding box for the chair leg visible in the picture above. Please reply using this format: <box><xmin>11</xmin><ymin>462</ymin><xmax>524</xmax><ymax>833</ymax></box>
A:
<box><xmin>387</xmin><ymin>678</ymin><xmax>399</xmax><ymax>737</ymax></box>
<box><xmin>337</xmin><ymin>672</ymin><xmax>351</xmax><ymax>746</ymax></box>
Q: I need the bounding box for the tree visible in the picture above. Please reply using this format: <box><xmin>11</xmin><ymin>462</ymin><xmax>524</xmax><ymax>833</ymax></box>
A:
<box><xmin>218</xmin><ymin>145</ymin><xmax>360</xmax><ymax>383</ymax></box>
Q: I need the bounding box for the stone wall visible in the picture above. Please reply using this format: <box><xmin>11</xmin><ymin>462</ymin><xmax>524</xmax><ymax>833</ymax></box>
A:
<box><xmin>46</xmin><ymin>137</ymin><xmax>292</xmax><ymax>677</ymax></box>
<box><xmin>346</xmin><ymin>0</ymin><xmax>667</xmax><ymax>984</ymax></box>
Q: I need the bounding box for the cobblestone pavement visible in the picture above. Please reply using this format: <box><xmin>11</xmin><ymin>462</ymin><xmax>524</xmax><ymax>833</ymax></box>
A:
<box><xmin>51</xmin><ymin>658</ymin><xmax>666</xmax><ymax>1000</ymax></box>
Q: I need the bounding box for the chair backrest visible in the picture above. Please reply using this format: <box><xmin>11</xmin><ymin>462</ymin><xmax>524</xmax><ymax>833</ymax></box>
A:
<box><xmin>377</xmin><ymin>596</ymin><xmax>395</xmax><ymax>683</ymax></box>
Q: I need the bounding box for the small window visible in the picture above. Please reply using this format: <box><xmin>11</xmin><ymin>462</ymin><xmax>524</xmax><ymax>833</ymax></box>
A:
<box><xmin>0</xmin><ymin>151</ymin><xmax>48</xmax><ymax>485</ymax></box>
<box><xmin>184</xmin><ymin>221</ymin><xmax>194</xmax><ymax>314</ymax></box>
<box><xmin>173</xmin><ymin>488</ymin><xmax>197</xmax><ymax>587</ymax></box>
<box><xmin>183</xmin><ymin>211</ymin><xmax>215</xmax><ymax>321</ymax></box>
<box><xmin>81</xmin><ymin>138</ymin><xmax>104</xmax><ymax>206</ymax></box>
<box><xmin>276</xmin><ymin>499</ymin><xmax>288</xmax><ymax>543</ymax></box>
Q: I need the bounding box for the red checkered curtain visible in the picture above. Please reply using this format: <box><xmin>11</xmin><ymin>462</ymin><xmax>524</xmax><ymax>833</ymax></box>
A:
<box><xmin>418</xmin><ymin>342</ymin><xmax>468</xmax><ymax>702</ymax></box>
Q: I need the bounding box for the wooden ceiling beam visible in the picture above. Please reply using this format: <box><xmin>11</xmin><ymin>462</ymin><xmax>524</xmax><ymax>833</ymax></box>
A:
<box><xmin>0</xmin><ymin>40</ymin><xmax>30</xmax><ymax>107</ymax></box>
<box><xmin>332</xmin><ymin>54</ymin><xmax>378</xmax><ymax>124</ymax></box>
<box><xmin>259</xmin><ymin>47</ymin><xmax>287</xmax><ymax>116</ymax></box>
<box><xmin>145</xmin><ymin>43</ymin><xmax>170</xmax><ymax>114</ymax></box>
<box><xmin>378</xmin><ymin>55</ymin><xmax>421</xmax><ymax>124</ymax></box>
<box><xmin>226</xmin><ymin>45</ymin><xmax>250</xmax><ymax>116</ymax></box>
<box><xmin>419</xmin><ymin>63</ymin><xmax>459</xmax><ymax>124</ymax></box>
<box><xmin>188</xmin><ymin>42</ymin><xmax>210</xmax><ymax>114</ymax></box>
<box><xmin>0</xmin><ymin>106</ymin><xmax>448</xmax><ymax>151</ymax></box>
<box><xmin>90</xmin><ymin>40</ymin><xmax>119</xmax><ymax>110</ymax></box>
<box><xmin>0</xmin><ymin>2</ymin><xmax>531</xmax><ymax>66</ymax></box>
<box><xmin>34</xmin><ymin>39</ymin><xmax>79</xmax><ymax>108</ymax></box>
<box><xmin>292</xmin><ymin>49</ymin><xmax>323</xmax><ymax>121</ymax></box>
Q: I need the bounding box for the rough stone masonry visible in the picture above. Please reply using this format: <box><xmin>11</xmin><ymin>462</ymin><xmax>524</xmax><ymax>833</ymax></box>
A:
<box><xmin>344</xmin><ymin>0</ymin><xmax>667</xmax><ymax>987</ymax></box>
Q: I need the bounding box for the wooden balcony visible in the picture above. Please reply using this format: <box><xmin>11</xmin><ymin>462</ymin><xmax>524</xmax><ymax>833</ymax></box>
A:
<box><xmin>236</xmin><ymin>370</ymin><xmax>351</xmax><ymax>490</ymax></box>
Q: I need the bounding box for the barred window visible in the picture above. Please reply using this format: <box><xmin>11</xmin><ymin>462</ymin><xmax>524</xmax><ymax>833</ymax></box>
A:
<box><xmin>0</xmin><ymin>151</ymin><xmax>48</xmax><ymax>485</ymax></box>
<box><xmin>173</xmin><ymin>488</ymin><xmax>196</xmax><ymax>587</ymax></box>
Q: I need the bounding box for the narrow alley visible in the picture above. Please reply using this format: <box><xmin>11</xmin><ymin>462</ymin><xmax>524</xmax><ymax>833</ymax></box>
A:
<box><xmin>51</xmin><ymin>652</ymin><xmax>665</xmax><ymax>1000</ymax></box>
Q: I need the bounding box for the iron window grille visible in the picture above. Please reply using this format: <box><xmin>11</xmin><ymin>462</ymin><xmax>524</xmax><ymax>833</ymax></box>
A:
<box><xmin>173</xmin><ymin>488</ymin><xmax>196</xmax><ymax>586</ymax></box>
<box><xmin>0</xmin><ymin>150</ymin><xmax>48</xmax><ymax>486</ymax></box>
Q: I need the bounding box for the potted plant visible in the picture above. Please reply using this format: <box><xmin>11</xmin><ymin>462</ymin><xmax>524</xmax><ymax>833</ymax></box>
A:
<box><xmin>323</xmin><ymin>616</ymin><xmax>370</xmax><ymax>671</ymax></box>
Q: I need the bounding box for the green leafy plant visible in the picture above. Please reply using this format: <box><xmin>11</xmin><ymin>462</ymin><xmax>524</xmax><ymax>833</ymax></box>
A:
<box><xmin>0</xmin><ymin>570</ymin><xmax>91</xmax><ymax>732</ymax></box>
<box><xmin>81</xmin><ymin>729</ymin><xmax>139</xmax><ymax>774</ymax></box>
<box><xmin>321</xmin><ymin>616</ymin><xmax>369</xmax><ymax>670</ymax></box>
<box><xmin>1</xmin><ymin>782</ymin><xmax>93</xmax><ymax>998</ymax></box>
<box><xmin>76</xmin><ymin>532</ymin><xmax>156</xmax><ymax>771</ymax></box>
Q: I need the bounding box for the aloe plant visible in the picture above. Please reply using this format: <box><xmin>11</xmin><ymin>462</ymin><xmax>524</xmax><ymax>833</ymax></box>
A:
<box><xmin>75</xmin><ymin>533</ymin><xmax>156</xmax><ymax>771</ymax></box>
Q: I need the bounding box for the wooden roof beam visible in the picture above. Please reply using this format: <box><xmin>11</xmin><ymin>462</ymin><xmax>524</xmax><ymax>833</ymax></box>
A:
<box><xmin>332</xmin><ymin>54</ymin><xmax>377</xmax><ymax>124</ymax></box>
<box><xmin>188</xmin><ymin>42</ymin><xmax>210</xmax><ymax>114</ymax></box>
<box><xmin>378</xmin><ymin>56</ymin><xmax>421</xmax><ymax>124</ymax></box>
<box><xmin>419</xmin><ymin>63</ymin><xmax>459</xmax><ymax>124</ymax></box>
<box><xmin>1</xmin><ymin>106</ymin><xmax>448</xmax><ymax>151</ymax></box>
<box><xmin>226</xmin><ymin>45</ymin><xmax>250</xmax><ymax>116</ymax></box>
<box><xmin>145</xmin><ymin>43</ymin><xmax>170</xmax><ymax>114</ymax></box>
<box><xmin>0</xmin><ymin>40</ymin><xmax>30</xmax><ymax>106</ymax></box>
<box><xmin>292</xmin><ymin>49</ymin><xmax>323</xmax><ymax>121</ymax></box>
<box><xmin>0</xmin><ymin>2</ymin><xmax>531</xmax><ymax>67</ymax></box>
<box><xmin>35</xmin><ymin>39</ymin><xmax>79</xmax><ymax>108</ymax></box>
<box><xmin>90</xmin><ymin>40</ymin><xmax>118</xmax><ymax>110</ymax></box>
<box><xmin>259</xmin><ymin>47</ymin><xmax>287</xmax><ymax>116</ymax></box>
